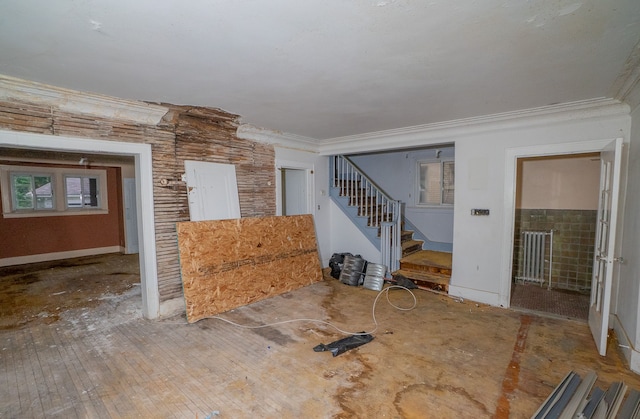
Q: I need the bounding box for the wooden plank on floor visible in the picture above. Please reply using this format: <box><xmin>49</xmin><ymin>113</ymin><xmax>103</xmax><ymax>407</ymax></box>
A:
<box><xmin>48</xmin><ymin>325</ymin><xmax>110</xmax><ymax>419</ymax></box>
<box><xmin>176</xmin><ymin>214</ymin><xmax>322</xmax><ymax>322</ymax></box>
<box><xmin>64</xmin><ymin>330</ymin><xmax>133</xmax><ymax>418</ymax></box>
<box><xmin>29</xmin><ymin>326</ymin><xmax>78</xmax><ymax>418</ymax></box>
<box><xmin>114</xmin><ymin>321</ymin><xmax>204</xmax><ymax>416</ymax></box>
<box><xmin>117</xmin><ymin>323</ymin><xmax>199</xmax><ymax>416</ymax></box>
<box><xmin>15</xmin><ymin>328</ymin><xmax>46</xmax><ymax>417</ymax></box>
<box><xmin>37</xmin><ymin>325</ymin><xmax>82</xmax><ymax>418</ymax></box>
<box><xmin>1</xmin><ymin>332</ymin><xmax>21</xmax><ymax>417</ymax></box>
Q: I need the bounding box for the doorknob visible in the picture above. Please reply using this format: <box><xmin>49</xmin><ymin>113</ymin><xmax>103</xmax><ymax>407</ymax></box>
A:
<box><xmin>614</xmin><ymin>257</ymin><xmax>625</xmax><ymax>264</ymax></box>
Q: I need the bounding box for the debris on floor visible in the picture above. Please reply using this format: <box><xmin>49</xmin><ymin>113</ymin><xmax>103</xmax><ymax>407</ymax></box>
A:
<box><xmin>313</xmin><ymin>333</ymin><xmax>374</xmax><ymax>357</ymax></box>
<box><xmin>533</xmin><ymin>370</ymin><xmax>640</xmax><ymax>418</ymax></box>
<box><xmin>388</xmin><ymin>273</ymin><xmax>418</xmax><ymax>289</ymax></box>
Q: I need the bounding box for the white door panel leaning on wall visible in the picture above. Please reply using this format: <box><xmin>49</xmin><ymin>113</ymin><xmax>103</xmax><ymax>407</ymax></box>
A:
<box><xmin>184</xmin><ymin>160</ymin><xmax>240</xmax><ymax>221</ymax></box>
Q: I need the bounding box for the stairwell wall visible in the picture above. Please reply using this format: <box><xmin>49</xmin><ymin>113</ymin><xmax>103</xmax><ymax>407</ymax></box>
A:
<box><xmin>349</xmin><ymin>147</ymin><xmax>455</xmax><ymax>245</ymax></box>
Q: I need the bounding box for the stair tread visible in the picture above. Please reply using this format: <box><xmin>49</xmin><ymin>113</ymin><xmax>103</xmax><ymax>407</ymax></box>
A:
<box><xmin>401</xmin><ymin>239</ymin><xmax>424</xmax><ymax>249</ymax></box>
<box><xmin>393</xmin><ymin>269</ymin><xmax>450</xmax><ymax>284</ymax></box>
<box><xmin>400</xmin><ymin>250</ymin><xmax>452</xmax><ymax>269</ymax></box>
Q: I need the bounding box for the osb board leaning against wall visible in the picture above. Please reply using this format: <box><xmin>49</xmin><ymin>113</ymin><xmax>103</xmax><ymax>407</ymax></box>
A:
<box><xmin>176</xmin><ymin>214</ymin><xmax>322</xmax><ymax>323</ymax></box>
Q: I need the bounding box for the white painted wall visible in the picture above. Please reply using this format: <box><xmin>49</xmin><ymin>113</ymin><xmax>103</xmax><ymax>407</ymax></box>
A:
<box><xmin>329</xmin><ymin>200</ymin><xmax>381</xmax><ymax>264</ymax></box>
<box><xmin>349</xmin><ymin>147</ymin><xmax>455</xmax><ymax>244</ymax></box>
<box><xmin>615</xmin><ymin>101</ymin><xmax>640</xmax><ymax>372</ymax></box>
<box><xmin>321</xmin><ymin>102</ymin><xmax>631</xmax><ymax>306</ymax></box>
<box><xmin>450</xmin><ymin>113</ymin><xmax>631</xmax><ymax>305</ymax></box>
<box><xmin>274</xmin><ymin>146</ymin><xmax>331</xmax><ymax>266</ymax></box>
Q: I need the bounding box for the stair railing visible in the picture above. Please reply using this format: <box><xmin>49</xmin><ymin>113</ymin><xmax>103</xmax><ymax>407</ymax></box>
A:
<box><xmin>331</xmin><ymin>155</ymin><xmax>402</xmax><ymax>272</ymax></box>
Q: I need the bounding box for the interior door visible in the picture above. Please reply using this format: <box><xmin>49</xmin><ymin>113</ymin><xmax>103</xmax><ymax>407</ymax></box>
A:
<box><xmin>123</xmin><ymin>178</ymin><xmax>139</xmax><ymax>254</ymax></box>
<box><xmin>282</xmin><ymin>168</ymin><xmax>308</xmax><ymax>215</ymax></box>
<box><xmin>589</xmin><ymin>138</ymin><xmax>623</xmax><ymax>356</ymax></box>
<box><xmin>184</xmin><ymin>160</ymin><xmax>240</xmax><ymax>221</ymax></box>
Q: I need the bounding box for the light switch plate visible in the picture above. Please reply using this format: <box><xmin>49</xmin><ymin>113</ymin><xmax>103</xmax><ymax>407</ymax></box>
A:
<box><xmin>471</xmin><ymin>209</ymin><xmax>490</xmax><ymax>216</ymax></box>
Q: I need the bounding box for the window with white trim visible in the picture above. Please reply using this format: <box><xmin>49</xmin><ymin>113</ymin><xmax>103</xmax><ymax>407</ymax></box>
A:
<box><xmin>65</xmin><ymin>176</ymin><xmax>100</xmax><ymax>208</ymax></box>
<box><xmin>417</xmin><ymin>160</ymin><xmax>454</xmax><ymax>206</ymax></box>
<box><xmin>1</xmin><ymin>165</ymin><xmax>108</xmax><ymax>217</ymax></box>
<box><xmin>11</xmin><ymin>173</ymin><xmax>55</xmax><ymax>210</ymax></box>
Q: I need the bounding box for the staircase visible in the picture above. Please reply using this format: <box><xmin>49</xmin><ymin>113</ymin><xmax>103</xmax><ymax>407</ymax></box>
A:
<box><xmin>329</xmin><ymin>154</ymin><xmax>452</xmax><ymax>291</ymax></box>
<box><xmin>394</xmin><ymin>228</ymin><xmax>452</xmax><ymax>292</ymax></box>
<box><xmin>330</xmin><ymin>156</ymin><xmax>402</xmax><ymax>272</ymax></box>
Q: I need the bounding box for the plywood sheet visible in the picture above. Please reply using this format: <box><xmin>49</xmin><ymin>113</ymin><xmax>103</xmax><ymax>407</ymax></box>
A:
<box><xmin>177</xmin><ymin>214</ymin><xmax>322</xmax><ymax>322</ymax></box>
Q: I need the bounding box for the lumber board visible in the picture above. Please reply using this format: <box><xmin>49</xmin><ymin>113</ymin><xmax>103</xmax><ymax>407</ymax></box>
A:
<box><xmin>177</xmin><ymin>214</ymin><xmax>322</xmax><ymax>322</ymax></box>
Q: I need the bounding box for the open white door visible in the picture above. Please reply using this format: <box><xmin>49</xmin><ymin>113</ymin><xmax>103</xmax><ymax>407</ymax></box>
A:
<box><xmin>184</xmin><ymin>160</ymin><xmax>240</xmax><ymax>221</ymax></box>
<box><xmin>589</xmin><ymin>138</ymin><xmax>623</xmax><ymax>356</ymax></box>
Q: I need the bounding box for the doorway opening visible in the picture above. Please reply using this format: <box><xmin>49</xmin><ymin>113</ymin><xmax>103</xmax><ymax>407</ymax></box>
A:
<box><xmin>509</xmin><ymin>153</ymin><xmax>599</xmax><ymax>320</ymax></box>
<box><xmin>281</xmin><ymin>168</ymin><xmax>308</xmax><ymax>215</ymax></box>
<box><xmin>275</xmin><ymin>161</ymin><xmax>313</xmax><ymax>217</ymax></box>
<box><xmin>0</xmin><ymin>130</ymin><xmax>159</xmax><ymax>318</ymax></box>
<box><xmin>502</xmin><ymin>136</ymin><xmax>623</xmax><ymax>355</ymax></box>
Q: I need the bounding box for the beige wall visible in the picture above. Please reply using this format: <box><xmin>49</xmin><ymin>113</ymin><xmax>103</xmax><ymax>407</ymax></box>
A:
<box><xmin>516</xmin><ymin>154</ymin><xmax>600</xmax><ymax>210</ymax></box>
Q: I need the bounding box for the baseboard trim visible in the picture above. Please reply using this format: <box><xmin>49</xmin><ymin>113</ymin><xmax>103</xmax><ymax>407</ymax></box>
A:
<box><xmin>448</xmin><ymin>284</ymin><xmax>502</xmax><ymax>307</ymax></box>
<box><xmin>0</xmin><ymin>246</ymin><xmax>124</xmax><ymax>267</ymax></box>
<box><xmin>611</xmin><ymin>314</ymin><xmax>640</xmax><ymax>373</ymax></box>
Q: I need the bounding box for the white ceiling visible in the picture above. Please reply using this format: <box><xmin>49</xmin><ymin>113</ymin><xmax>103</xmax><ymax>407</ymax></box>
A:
<box><xmin>1</xmin><ymin>1</ymin><xmax>639</xmax><ymax>141</ymax></box>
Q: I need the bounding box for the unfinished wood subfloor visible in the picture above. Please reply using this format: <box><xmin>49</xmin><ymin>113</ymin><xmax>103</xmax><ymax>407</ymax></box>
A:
<box><xmin>2</xmin><ymin>266</ymin><xmax>640</xmax><ymax>417</ymax></box>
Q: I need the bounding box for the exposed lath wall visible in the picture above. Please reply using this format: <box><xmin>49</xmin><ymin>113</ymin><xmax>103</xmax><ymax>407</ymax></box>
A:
<box><xmin>0</xmin><ymin>99</ymin><xmax>276</xmax><ymax>302</ymax></box>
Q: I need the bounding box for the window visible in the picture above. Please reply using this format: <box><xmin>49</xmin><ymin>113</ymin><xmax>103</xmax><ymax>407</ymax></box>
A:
<box><xmin>65</xmin><ymin>176</ymin><xmax>99</xmax><ymax>208</ymax></box>
<box><xmin>417</xmin><ymin>160</ymin><xmax>454</xmax><ymax>206</ymax></box>
<box><xmin>11</xmin><ymin>173</ymin><xmax>54</xmax><ymax>210</ymax></box>
<box><xmin>1</xmin><ymin>164</ymin><xmax>108</xmax><ymax>218</ymax></box>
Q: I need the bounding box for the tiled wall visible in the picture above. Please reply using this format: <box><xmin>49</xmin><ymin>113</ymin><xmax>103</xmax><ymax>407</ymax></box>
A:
<box><xmin>513</xmin><ymin>209</ymin><xmax>597</xmax><ymax>292</ymax></box>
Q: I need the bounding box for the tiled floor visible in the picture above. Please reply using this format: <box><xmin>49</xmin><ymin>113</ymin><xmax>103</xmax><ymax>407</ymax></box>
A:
<box><xmin>510</xmin><ymin>282</ymin><xmax>590</xmax><ymax>321</ymax></box>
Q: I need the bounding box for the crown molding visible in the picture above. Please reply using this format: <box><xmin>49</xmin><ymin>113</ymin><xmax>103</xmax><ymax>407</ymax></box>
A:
<box><xmin>610</xmin><ymin>38</ymin><xmax>640</xmax><ymax>110</ymax></box>
<box><xmin>236</xmin><ymin>124</ymin><xmax>320</xmax><ymax>152</ymax></box>
<box><xmin>318</xmin><ymin>98</ymin><xmax>630</xmax><ymax>155</ymax></box>
<box><xmin>0</xmin><ymin>74</ymin><xmax>168</xmax><ymax>125</ymax></box>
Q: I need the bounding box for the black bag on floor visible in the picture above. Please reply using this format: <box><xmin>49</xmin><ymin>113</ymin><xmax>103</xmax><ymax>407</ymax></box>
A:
<box><xmin>328</xmin><ymin>252</ymin><xmax>352</xmax><ymax>279</ymax></box>
<box><xmin>313</xmin><ymin>333</ymin><xmax>374</xmax><ymax>357</ymax></box>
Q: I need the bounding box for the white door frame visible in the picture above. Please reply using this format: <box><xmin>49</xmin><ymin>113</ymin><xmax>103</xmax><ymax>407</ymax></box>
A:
<box><xmin>500</xmin><ymin>138</ymin><xmax>621</xmax><ymax>308</ymax></box>
<box><xmin>275</xmin><ymin>159</ymin><xmax>314</xmax><ymax>216</ymax></box>
<box><xmin>0</xmin><ymin>130</ymin><xmax>160</xmax><ymax>319</ymax></box>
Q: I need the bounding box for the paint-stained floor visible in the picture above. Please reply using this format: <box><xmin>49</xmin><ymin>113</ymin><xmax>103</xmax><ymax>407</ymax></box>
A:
<box><xmin>0</xmin><ymin>253</ymin><xmax>139</xmax><ymax>330</ymax></box>
<box><xmin>1</xmin><ymin>254</ymin><xmax>640</xmax><ymax>418</ymax></box>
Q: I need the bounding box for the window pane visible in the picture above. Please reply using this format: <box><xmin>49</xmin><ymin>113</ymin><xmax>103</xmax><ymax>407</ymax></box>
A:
<box><xmin>66</xmin><ymin>176</ymin><xmax>99</xmax><ymax>208</ymax></box>
<box><xmin>66</xmin><ymin>177</ymin><xmax>83</xmax><ymax>207</ymax></box>
<box><xmin>13</xmin><ymin>175</ymin><xmax>33</xmax><ymax>209</ymax></box>
<box><xmin>33</xmin><ymin>176</ymin><xmax>53</xmax><ymax>209</ymax></box>
<box><xmin>85</xmin><ymin>177</ymin><xmax>98</xmax><ymax>207</ymax></box>
<box><xmin>419</xmin><ymin>162</ymin><xmax>442</xmax><ymax>205</ymax></box>
<box><xmin>36</xmin><ymin>196</ymin><xmax>54</xmax><ymax>209</ymax></box>
<box><xmin>442</xmin><ymin>188</ymin><xmax>454</xmax><ymax>205</ymax></box>
<box><xmin>417</xmin><ymin>160</ymin><xmax>455</xmax><ymax>206</ymax></box>
<box><xmin>442</xmin><ymin>162</ymin><xmax>455</xmax><ymax>205</ymax></box>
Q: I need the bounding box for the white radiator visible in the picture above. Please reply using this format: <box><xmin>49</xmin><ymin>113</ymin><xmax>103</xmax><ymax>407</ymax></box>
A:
<box><xmin>516</xmin><ymin>231</ymin><xmax>554</xmax><ymax>289</ymax></box>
